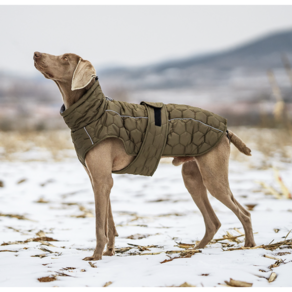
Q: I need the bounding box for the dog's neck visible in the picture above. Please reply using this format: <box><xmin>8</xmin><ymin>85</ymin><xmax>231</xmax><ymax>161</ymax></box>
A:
<box><xmin>55</xmin><ymin>79</ymin><xmax>96</xmax><ymax>110</ymax></box>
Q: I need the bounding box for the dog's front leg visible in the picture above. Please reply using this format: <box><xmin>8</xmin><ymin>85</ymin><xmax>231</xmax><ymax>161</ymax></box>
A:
<box><xmin>103</xmin><ymin>201</ymin><xmax>118</xmax><ymax>256</ymax></box>
<box><xmin>84</xmin><ymin>166</ymin><xmax>117</xmax><ymax>257</ymax></box>
<box><xmin>83</xmin><ymin>149</ymin><xmax>114</xmax><ymax>261</ymax></box>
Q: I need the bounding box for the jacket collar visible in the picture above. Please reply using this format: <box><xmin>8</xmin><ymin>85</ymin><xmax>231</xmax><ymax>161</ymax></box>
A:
<box><xmin>60</xmin><ymin>79</ymin><xmax>107</xmax><ymax>132</ymax></box>
<box><xmin>60</xmin><ymin>78</ymin><xmax>100</xmax><ymax>116</ymax></box>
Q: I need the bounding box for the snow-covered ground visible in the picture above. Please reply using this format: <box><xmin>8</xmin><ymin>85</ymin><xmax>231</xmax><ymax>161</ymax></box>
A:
<box><xmin>0</xmin><ymin>150</ymin><xmax>292</xmax><ymax>287</ymax></box>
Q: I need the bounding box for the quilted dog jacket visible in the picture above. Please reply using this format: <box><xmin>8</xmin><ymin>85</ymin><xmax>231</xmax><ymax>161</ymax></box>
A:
<box><xmin>61</xmin><ymin>80</ymin><xmax>227</xmax><ymax>176</ymax></box>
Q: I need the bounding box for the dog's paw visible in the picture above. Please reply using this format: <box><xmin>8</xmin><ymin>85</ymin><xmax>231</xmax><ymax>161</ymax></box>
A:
<box><xmin>244</xmin><ymin>240</ymin><xmax>256</xmax><ymax>248</ymax></box>
<box><xmin>103</xmin><ymin>249</ymin><xmax>115</xmax><ymax>256</ymax></box>
<box><xmin>83</xmin><ymin>255</ymin><xmax>102</xmax><ymax>261</ymax></box>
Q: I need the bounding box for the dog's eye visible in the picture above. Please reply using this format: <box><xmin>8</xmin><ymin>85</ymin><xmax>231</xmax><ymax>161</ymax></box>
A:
<box><xmin>63</xmin><ymin>56</ymin><xmax>68</xmax><ymax>61</ymax></box>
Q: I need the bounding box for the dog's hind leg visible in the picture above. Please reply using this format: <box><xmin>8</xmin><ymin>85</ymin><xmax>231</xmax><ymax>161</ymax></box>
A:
<box><xmin>196</xmin><ymin>137</ymin><xmax>256</xmax><ymax>248</ymax></box>
<box><xmin>103</xmin><ymin>200</ymin><xmax>118</xmax><ymax>256</ymax></box>
<box><xmin>182</xmin><ymin>160</ymin><xmax>221</xmax><ymax>249</ymax></box>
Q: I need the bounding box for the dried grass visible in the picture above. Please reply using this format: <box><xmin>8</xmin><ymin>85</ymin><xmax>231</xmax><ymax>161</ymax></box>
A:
<box><xmin>103</xmin><ymin>281</ymin><xmax>113</xmax><ymax>287</ymax></box>
<box><xmin>223</xmin><ymin>231</ymin><xmax>292</xmax><ymax>252</ymax></box>
<box><xmin>273</xmin><ymin>167</ymin><xmax>292</xmax><ymax>199</ymax></box>
<box><xmin>166</xmin><ymin>282</ymin><xmax>196</xmax><ymax>287</ymax></box>
<box><xmin>37</xmin><ymin>275</ymin><xmax>57</xmax><ymax>283</ymax></box>
<box><xmin>70</xmin><ymin>205</ymin><xmax>94</xmax><ymax>218</ymax></box>
<box><xmin>1</xmin><ymin>236</ymin><xmax>58</xmax><ymax>246</ymax></box>
<box><xmin>35</xmin><ymin>197</ymin><xmax>50</xmax><ymax>204</ymax></box>
<box><xmin>126</xmin><ymin>233</ymin><xmax>151</xmax><ymax>240</ymax></box>
<box><xmin>256</xmin><ymin>167</ymin><xmax>291</xmax><ymax>200</ymax></box>
<box><xmin>268</xmin><ymin>272</ymin><xmax>277</xmax><ymax>283</ymax></box>
<box><xmin>88</xmin><ymin>262</ymin><xmax>97</xmax><ymax>268</ymax></box>
<box><xmin>178</xmin><ymin>282</ymin><xmax>196</xmax><ymax>287</ymax></box>
<box><xmin>31</xmin><ymin>254</ymin><xmax>47</xmax><ymax>258</ymax></box>
<box><xmin>224</xmin><ymin>278</ymin><xmax>253</xmax><ymax>287</ymax></box>
<box><xmin>55</xmin><ymin>271</ymin><xmax>71</xmax><ymax>277</ymax></box>
<box><xmin>0</xmin><ymin>213</ymin><xmax>31</xmax><ymax>220</ymax></box>
<box><xmin>230</xmin><ymin>127</ymin><xmax>292</xmax><ymax>164</ymax></box>
<box><xmin>61</xmin><ymin>267</ymin><xmax>76</xmax><ymax>271</ymax></box>
<box><xmin>115</xmin><ymin>247</ymin><xmax>132</xmax><ymax>254</ymax></box>
<box><xmin>0</xmin><ymin>130</ymin><xmax>73</xmax><ymax>161</ymax></box>
<box><xmin>1</xmin><ymin>127</ymin><xmax>291</xmax><ymax>166</ymax></box>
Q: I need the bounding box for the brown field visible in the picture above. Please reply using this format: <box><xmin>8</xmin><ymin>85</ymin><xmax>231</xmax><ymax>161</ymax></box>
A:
<box><xmin>0</xmin><ymin>127</ymin><xmax>291</xmax><ymax>163</ymax></box>
<box><xmin>0</xmin><ymin>130</ymin><xmax>73</xmax><ymax>161</ymax></box>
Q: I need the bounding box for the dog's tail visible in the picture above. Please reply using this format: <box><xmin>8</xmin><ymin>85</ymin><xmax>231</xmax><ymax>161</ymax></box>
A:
<box><xmin>228</xmin><ymin>130</ymin><xmax>252</xmax><ymax>156</ymax></box>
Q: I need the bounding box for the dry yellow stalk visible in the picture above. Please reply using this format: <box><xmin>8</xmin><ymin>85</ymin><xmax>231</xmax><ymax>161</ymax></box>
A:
<box><xmin>36</xmin><ymin>230</ymin><xmax>46</xmax><ymax>237</ymax></box>
<box><xmin>179</xmin><ymin>282</ymin><xmax>196</xmax><ymax>287</ymax></box>
<box><xmin>165</xmin><ymin>250</ymin><xmax>182</xmax><ymax>254</ymax></box>
<box><xmin>225</xmin><ymin>278</ymin><xmax>253</xmax><ymax>287</ymax></box>
<box><xmin>225</xmin><ymin>235</ymin><xmax>292</xmax><ymax>252</ymax></box>
<box><xmin>31</xmin><ymin>254</ymin><xmax>47</xmax><ymax>258</ymax></box>
<box><xmin>39</xmin><ymin>247</ymin><xmax>53</xmax><ymax>253</ymax></box>
<box><xmin>88</xmin><ymin>262</ymin><xmax>97</xmax><ymax>268</ymax></box>
<box><xmin>268</xmin><ymin>272</ymin><xmax>277</xmax><ymax>283</ymax></box>
<box><xmin>256</xmin><ymin>181</ymin><xmax>282</xmax><ymax>199</ymax></box>
<box><xmin>285</xmin><ymin>230</ymin><xmax>291</xmax><ymax>240</ymax></box>
<box><xmin>140</xmin><ymin>252</ymin><xmax>162</xmax><ymax>256</ymax></box>
<box><xmin>165</xmin><ymin>249</ymin><xmax>201</xmax><ymax>255</ymax></box>
<box><xmin>212</xmin><ymin>234</ymin><xmax>245</xmax><ymax>243</ymax></box>
<box><xmin>39</xmin><ymin>241</ymin><xmax>57</xmax><ymax>248</ymax></box>
<box><xmin>267</xmin><ymin>71</ymin><xmax>283</xmax><ymax>102</ymax></box>
<box><xmin>234</xmin><ymin>228</ymin><xmax>244</xmax><ymax>235</ymax></box>
<box><xmin>267</xmin><ymin>70</ymin><xmax>285</xmax><ymax>124</ymax></box>
<box><xmin>263</xmin><ymin>254</ymin><xmax>282</xmax><ymax>261</ymax></box>
<box><xmin>176</xmin><ymin>242</ymin><xmax>196</xmax><ymax>249</ymax></box>
<box><xmin>0</xmin><ymin>213</ymin><xmax>32</xmax><ymax>221</ymax></box>
<box><xmin>225</xmin><ymin>231</ymin><xmax>242</xmax><ymax>243</ymax></box>
<box><xmin>225</xmin><ymin>245</ymin><xmax>264</xmax><ymax>251</ymax></box>
<box><xmin>273</xmin><ymin>167</ymin><xmax>291</xmax><ymax>199</ymax></box>
<box><xmin>138</xmin><ymin>245</ymin><xmax>150</xmax><ymax>251</ymax></box>
<box><xmin>274</xmin><ymin>101</ymin><xmax>285</xmax><ymax>123</ymax></box>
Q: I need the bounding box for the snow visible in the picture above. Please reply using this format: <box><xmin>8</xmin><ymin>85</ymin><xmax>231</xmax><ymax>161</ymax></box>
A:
<box><xmin>0</xmin><ymin>151</ymin><xmax>292</xmax><ymax>287</ymax></box>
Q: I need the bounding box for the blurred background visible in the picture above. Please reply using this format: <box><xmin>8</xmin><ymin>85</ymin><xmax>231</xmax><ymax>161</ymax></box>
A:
<box><xmin>0</xmin><ymin>5</ymin><xmax>292</xmax><ymax>160</ymax></box>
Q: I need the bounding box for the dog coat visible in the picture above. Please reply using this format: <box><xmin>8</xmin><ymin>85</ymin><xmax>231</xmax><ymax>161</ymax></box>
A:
<box><xmin>61</xmin><ymin>79</ymin><xmax>227</xmax><ymax>176</ymax></box>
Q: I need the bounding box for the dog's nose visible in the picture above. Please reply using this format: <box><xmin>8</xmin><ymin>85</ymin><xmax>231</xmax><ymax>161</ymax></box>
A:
<box><xmin>33</xmin><ymin>51</ymin><xmax>42</xmax><ymax>61</ymax></box>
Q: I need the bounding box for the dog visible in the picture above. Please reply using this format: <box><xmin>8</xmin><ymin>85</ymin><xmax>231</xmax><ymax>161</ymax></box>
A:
<box><xmin>34</xmin><ymin>52</ymin><xmax>256</xmax><ymax>261</ymax></box>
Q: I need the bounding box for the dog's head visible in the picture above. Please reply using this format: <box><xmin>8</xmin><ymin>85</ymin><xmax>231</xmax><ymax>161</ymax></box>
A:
<box><xmin>33</xmin><ymin>52</ymin><xmax>96</xmax><ymax>91</ymax></box>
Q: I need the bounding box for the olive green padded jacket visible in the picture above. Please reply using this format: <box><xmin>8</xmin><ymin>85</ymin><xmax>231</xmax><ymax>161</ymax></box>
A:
<box><xmin>61</xmin><ymin>80</ymin><xmax>227</xmax><ymax>176</ymax></box>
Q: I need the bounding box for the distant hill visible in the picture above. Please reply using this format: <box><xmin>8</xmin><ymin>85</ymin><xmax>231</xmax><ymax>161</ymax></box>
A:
<box><xmin>100</xmin><ymin>29</ymin><xmax>292</xmax><ymax>90</ymax></box>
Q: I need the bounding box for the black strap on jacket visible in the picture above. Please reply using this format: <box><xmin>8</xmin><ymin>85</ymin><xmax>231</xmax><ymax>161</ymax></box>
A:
<box><xmin>154</xmin><ymin>108</ymin><xmax>162</xmax><ymax>126</ymax></box>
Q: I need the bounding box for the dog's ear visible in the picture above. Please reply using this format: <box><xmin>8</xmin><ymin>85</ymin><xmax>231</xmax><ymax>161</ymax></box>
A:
<box><xmin>71</xmin><ymin>58</ymin><xmax>96</xmax><ymax>91</ymax></box>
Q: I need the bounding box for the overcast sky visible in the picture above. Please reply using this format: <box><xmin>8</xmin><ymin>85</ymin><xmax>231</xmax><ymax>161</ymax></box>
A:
<box><xmin>1</xmin><ymin>5</ymin><xmax>292</xmax><ymax>76</ymax></box>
